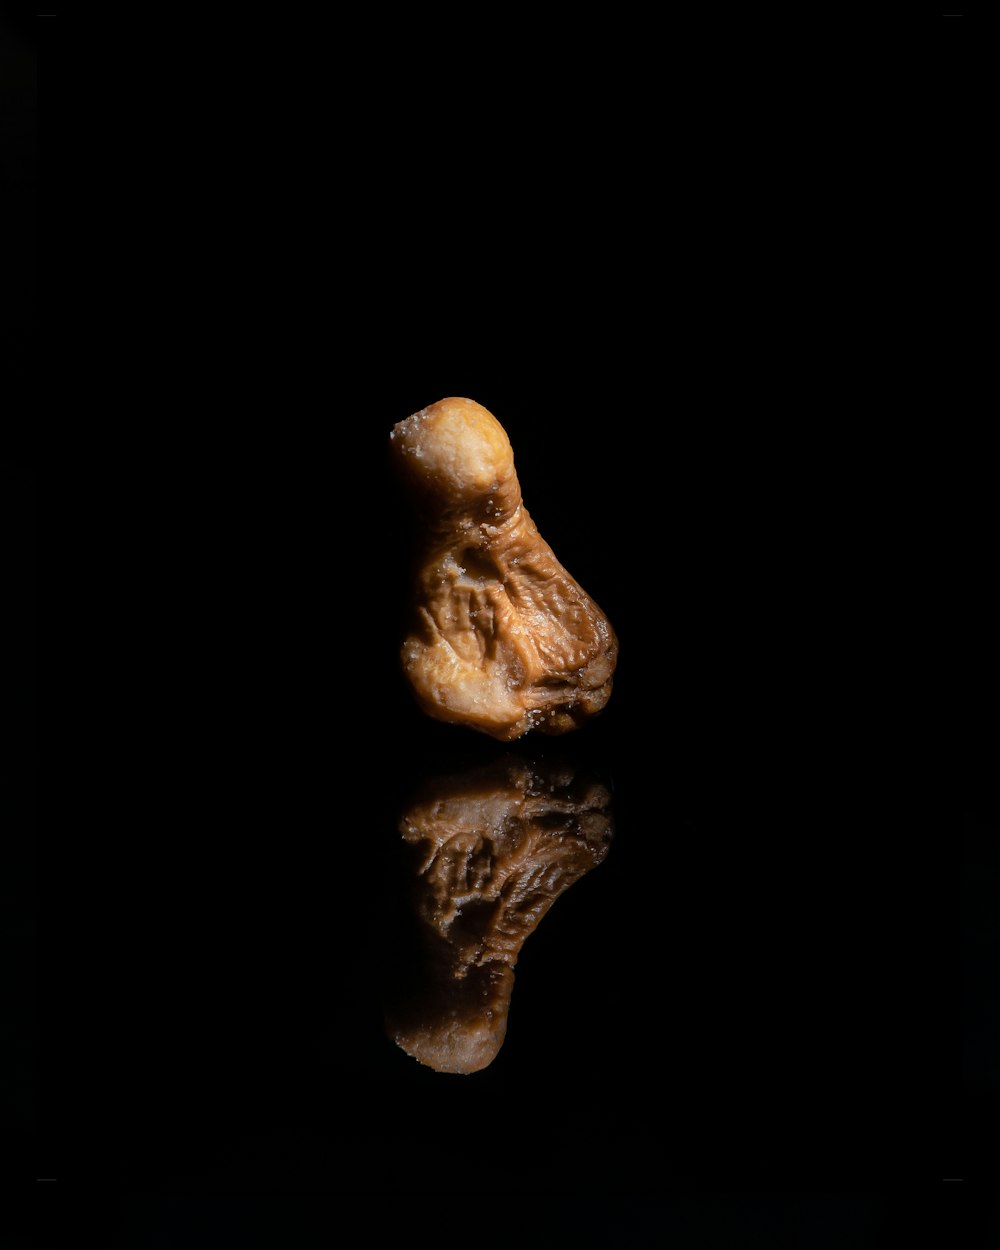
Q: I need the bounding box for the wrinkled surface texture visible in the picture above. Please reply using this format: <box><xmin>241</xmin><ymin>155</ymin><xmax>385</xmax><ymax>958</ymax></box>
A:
<box><xmin>385</xmin><ymin>755</ymin><xmax>614</xmax><ymax>1074</ymax></box>
<box><xmin>390</xmin><ymin>398</ymin><xmax>618</xmax><ymax>740</ymax></box>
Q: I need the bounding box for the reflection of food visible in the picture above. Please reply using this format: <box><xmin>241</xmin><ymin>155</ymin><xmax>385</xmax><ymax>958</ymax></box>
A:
<box><xmin>389</xmin><ymin>397</ymin><xmax>618</xmax><ymax>740</ymax></box>
<box><xmin>385</xmin><ymin>754</ymin><xmax>613</xmax><ymax>1074</ymax></box>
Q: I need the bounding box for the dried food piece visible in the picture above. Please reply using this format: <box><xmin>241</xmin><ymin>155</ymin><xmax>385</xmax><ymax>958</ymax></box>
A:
<box><xmin>384</xmin><ymin>754</ymin><xmax>614</xmax><ymax>1074</ymax></box>
<box><xmin>389</xmin><ymin>397</ymin><xmax>618</xmax><ymax>740</ymax></box>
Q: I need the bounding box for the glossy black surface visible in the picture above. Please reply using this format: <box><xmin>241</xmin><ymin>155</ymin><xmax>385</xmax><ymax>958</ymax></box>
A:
<box><xmin>15</xmin><ymin>22</ymin><xmax>993</xmax><ymax>1229</ymax></box>
<box><xmin>99</xmin><ymin>369</ymin><xmax>977</xmax><ymax>1200</ymax></box>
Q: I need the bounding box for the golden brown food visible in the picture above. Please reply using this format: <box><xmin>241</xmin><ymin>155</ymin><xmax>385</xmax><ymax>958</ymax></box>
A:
<box><xmin>384</xmin><ymin>754</ymin><xmax>614</xmax><ymax>1074</ymax></box>
<box><xmin>389</xmin><ymin>397</ymin><xmax>618</xmax><ymax>740</ymax></box>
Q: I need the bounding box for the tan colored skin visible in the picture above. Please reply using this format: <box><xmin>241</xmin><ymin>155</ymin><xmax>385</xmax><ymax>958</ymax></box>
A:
<box><xmin>384</xmin><ymin>755</ymin><xmax>614</xmax><ymax>1074</ymax></box>
<box><xmin>390</xmin><ymin>398</ymin><xmax>619</xmax><ymax>740</ymax></box>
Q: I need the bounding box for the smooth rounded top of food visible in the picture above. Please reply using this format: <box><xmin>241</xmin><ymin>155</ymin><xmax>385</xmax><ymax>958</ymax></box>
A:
<box><xmin>389</xmin><ymin>397</ymin><xmax>516</xmax><ymax>506</ymax></box>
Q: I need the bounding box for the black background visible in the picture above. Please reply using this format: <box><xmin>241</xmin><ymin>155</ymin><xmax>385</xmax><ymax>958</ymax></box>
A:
<box><xmin>0</xmin><ymin>5</ymin><xmax>36</xmax><ymax>386</ymax></box>
<box><xmin>4</xmin><ymin>10</ymin><xmax>996</xmax><ymax>1249</ymax></box>
<box><xmin>2</xmin><ymin>10</ymin><xmax>40</xmax><ymax>1249</ymax></box>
